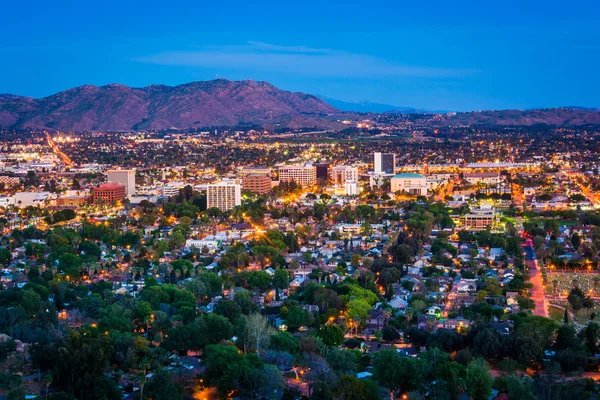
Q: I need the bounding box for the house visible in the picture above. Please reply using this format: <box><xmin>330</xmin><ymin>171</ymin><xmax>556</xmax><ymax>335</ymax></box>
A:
<box><xmin>456</xmin><ymin>279</ymin><xmax>477</xmax><ymax>293</ymax></box>
<box><xmin>440</xmin><ymin>317</ymin><xmax>470</xmax><ymax>331</ymax></box>
<box><xmin>489</xmin><ymin>321</ymin><xmax>511</xmax><ymax>335</ymax></box>
<box><xmin>367</xmin><ymin>309</ymin><xmax>386</xmax><ymax>330</ymax></box>
<box><xmin>397</xmin><ymin>346</ymin><xmax>418</xmax><ymax>357</ymax></box>
<box><xmin>426</xmin><ymin>306</ymin><xmax>442</xmax><ymax>316</ymax></box>
<box><xmin>389</xmin><ymin>296</ymin><xmax>409</xmax><ymax>310</ymax></box>
<box><xmin>506</xmin><ymin>292</ymin><xmax>519</xmax><ymax>306</ymax></box>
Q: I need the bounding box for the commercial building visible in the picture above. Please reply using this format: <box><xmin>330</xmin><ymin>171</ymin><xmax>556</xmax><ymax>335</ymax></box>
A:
<box><xmin>278</xmin><ymin>163</ymin><xmax>317</xmax><ymax>187</ymax></box>
<box><xmin>345</xmin><ymin>181</ymin><xmax>358</xmax><ymax>196</ymax></box>
<box><xmin>331</xmin><ymin>165</ymin><xmax>359</xmax><ymax>185</ymax></box>
<box><xmin>463</xmin><ymin>172</ymin><xmax>501</xmax><ymax>186</ymax></box>
<box><xmin>0</xmin><ymin>176</ymin><xmax>20</xmax><ymax>188</ymax></box>
<box><xmin>242</xmin><ymin>174</ymin><xmax>272</xmax><ymax>195</ymax></box>
<box><xmin>314</xmin><ymin>163</ymin><xmax>330</xmax><ymax>180</ymax></box>
<box><xmin>374</xmin><ymin>152</ymin><xmax>396</xmax><ymax>174</ymax></box>
<box><xmin>391</xmin><ymin>173</ymin><xmax>428</xmax><ymax>195</ymax></box>
<box><xmin>461</xmin><ymin>204</ymin><xmax>496</xmax><ymax>231</ymax></box>
<box><xmin>207</xmin><ymin>180</ymin><xmax>241</xmax><ymax>211</ymax></box>
<box><xmin>107</xmin><ymin>169</ymin><xmax>136</xmax><ymax>197</ymax></box>
<box><xmin>239</xmin><ymin>167</ymin><xmax>272</xmax><ymax>177</ymax></box>
<box><xmin>92</xmin><ymin>183</ymin><xmax>126</xmax><ymax>204</ymax></box>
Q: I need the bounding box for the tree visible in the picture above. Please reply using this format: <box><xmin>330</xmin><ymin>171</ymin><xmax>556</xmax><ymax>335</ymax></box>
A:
<box><xmin>465</xmin><ymin>358</ymin><xmax>492</xmax><ymax>400</ymax></box>
<box><xmin>506</xmin><ymin>375</ymin><xmax>535</xmax><ymax>400</ymax></box>
<box><xmin>272</xmin><ymin>269</ymin><xmax>289</xmax><ymax>291</ymax></box>
<box><xmin>269</xmin><ymin>332</ymin><xmax>298</xmax><ymax>355</ymax></box>
<box><xmin>568</xmin><ymin>287</ymin><xmax>585</xmax><ymax>317</ymax></box>
<box><xmin>437</xmin><ymin>361</ymin><xmax>466</xmax><ymax>400</ymax></box>
<box><xmin>143</xmin><ymin>371</ymin><xmax>181</xmax><ymax>400</ymax></box>
<box><xmin>333</xmin><ymin>375</ymin><xmax>375</xmax><ymax>400</ymax></box>
<box><xmin>382</xmin><ymin>325</ymin><xmax>400</xmax><ymax>342</ymax></box>
<box><xmin>316</xmin><ymin>325</ymin><xmax>344</xmax><ymax>346</ymax></box>
<box><xmin>203</xmin><ymin>344</ymin><xmax>249</xmax><ymax>395</ymax></box>
<box><xmin>555</xmin><ymin>325</ymin><xmax>578</xmax><ymax>351</ymax></box>
<box><xmin>246</xmin><ymin>313</ymin><xmax>273</xmax><ymax>354</ymax></box>
<box><xmin>372</xmin><ymin>349</ymin><xmax>421</xmax><ymax>399</ymax></box>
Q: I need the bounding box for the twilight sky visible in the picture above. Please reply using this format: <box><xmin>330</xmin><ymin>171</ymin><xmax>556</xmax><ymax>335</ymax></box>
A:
<box><xmin>1</xmin><ymin>0</ymin><xmax>599</xmax><ymax>111</ymax></box>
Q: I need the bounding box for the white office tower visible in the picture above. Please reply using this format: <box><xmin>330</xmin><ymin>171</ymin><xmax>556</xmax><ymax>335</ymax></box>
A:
<box><xmin>278</xmin><ymin>163</ymin><xmax>317</xmax><ymax>186</ymax></box>
<box><xmin>206</xmin><ymin>180</ymin><xmax>241</xmax><ymax>211</ymax></box>
<box><xmin>374</xmin><ymin>152</ymin><xmax>396</xmax><ymax>174</ymax></box>
<box><xmin>107</xmin><ymin>169</ymin><xmax>136</xmax><ymax>197</ymax></box>
<box><xmin>331</xmin><ymin>165</ymin><xmax>359</xmax><ymax>185</ymax></box>
<box><xmin>345</xmin><ymin>181</ymin><xmax>358</xmax><ymax>196</ymax></box>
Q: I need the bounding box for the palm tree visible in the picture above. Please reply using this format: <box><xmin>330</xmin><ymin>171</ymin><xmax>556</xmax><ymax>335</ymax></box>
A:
<box><xmin>43</xmin><ymin>374</ymin><xmax>53</xmax><ymax>400</ymax></box>
<box><xmin>138</xmin><ymin>360</ymin><xmax>150</xmax><ymax>400</ymax></box>
<box><xmin>583</xmin><ymin>296</ymin><xmax>595</xmax><ymax>319</ymax></box>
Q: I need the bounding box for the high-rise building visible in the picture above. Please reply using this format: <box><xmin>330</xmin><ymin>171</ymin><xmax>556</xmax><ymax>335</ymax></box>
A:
<box><xmin>107</xmin><ymin>169</ymin><xmax>136</xmax><ymax>197</ymax></box>
<box><xmin>278</xmin><ymin>163</ymin><xmax>317</xmax><ymax>187</ymax></box>
<box><xmin>242</xmin><ymin>174</ymin><xmax>272</xmax><ymax>194</ymax></box>
<box><xmin>331</xmin><ymin>165</ymin><xmax>359</xmax><ymax>185</ymax></box>
<box><xmin>92</xmin><ymin>183</ymin><xmax>127</xmax><ymax>203</ymax></box>
<box><xmin>314</xmin><ymin>162</ymin><xmax>330</xmax><ymax>180</ymax></box>
<box><xmin>374</xmin><ymin>152</ymin><xmax>396</xmax><ymax>174</ymax></box>
<box><xmin>206</xmin><ymin>180</ymin><xmax>241</xmax><ymax>211</ymax></box>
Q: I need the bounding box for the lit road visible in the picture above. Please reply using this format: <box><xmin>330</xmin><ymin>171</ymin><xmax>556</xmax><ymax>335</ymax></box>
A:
<box><xmin>45</xmin><ymin>131</ymin><xmax>74</xmax><ymax>167</ymax></box>
<box><xmin>524</xmin><ymin>240</ymin><xmax>549</xmax><ymax>318</ymax></box>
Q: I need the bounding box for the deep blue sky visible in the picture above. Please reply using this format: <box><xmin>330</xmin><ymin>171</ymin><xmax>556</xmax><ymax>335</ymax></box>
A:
<box><xmin>1</xmin><ymin>0</ymin><xmax>599</xmax><ymax>111</ymax></box>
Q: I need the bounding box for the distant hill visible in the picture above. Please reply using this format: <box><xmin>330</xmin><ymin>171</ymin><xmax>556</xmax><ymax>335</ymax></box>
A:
<box><xmin>0</xmin><ymin>79</ymin><xmax>340</xmax><ymax>131</ymax></box>
<box><xmin>439</xmin><ymin>108</ymin><xmax>600</xmax><ymax>126</ymax></box>
<box><xmin>319</xmin><ymin>96</ymin><xmax>442</xmax><ymax>114</ymax></box>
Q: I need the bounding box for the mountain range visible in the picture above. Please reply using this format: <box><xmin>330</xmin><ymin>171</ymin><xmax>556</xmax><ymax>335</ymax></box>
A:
<box><xmin>0</xmin><ymin>79</ymin><xmax>339</xmax><ymax>131</ymax></box>
<box><xmin>317</xmin><ymin>96</ymin><xmax>443</xmax><ymax>114</ymax></box>
<box><xmin>440</xmin><ymin>108</ymin><xmax>600</xmax><ymax>127</ymax></box>
<box><xmin>1</xmin><ymin>79</ymin><xmax>600</xmax><ymax>131</ymax></box>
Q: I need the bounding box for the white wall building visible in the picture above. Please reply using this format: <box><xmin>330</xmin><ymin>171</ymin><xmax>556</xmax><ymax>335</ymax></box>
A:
<box><xmin>391</xmin><ymin>173</ymin><xmax>428</xmax><ymax>195</ymax></box>
<box><xmin>345</xmin><ymin>181</ymin><xmax>358</xmax><ymax>196</ymax></box>
<box><xmin>278</xmin><ymin>163</ymin><xmax>317</xmax><ymax>187</ymax></box>
<box><xmin>206</xmin><ymin>180</ymin><xmax>241</xmax><ymax>211</ymax></box>
<box><xmin>107</xmin><ymin>169</ymin><xmax>136</xmax><ymax>197</ymax></box>
<box><xmin>331</xmin><ymin>165</ymin><xmax>359</xmax><ymax>185</ymax></box>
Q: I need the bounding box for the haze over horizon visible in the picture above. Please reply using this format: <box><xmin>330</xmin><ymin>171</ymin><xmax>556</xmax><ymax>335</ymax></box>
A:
<box><xmin>1</xmin><ymin>0</ymin><xmax>599</xmax><ymax>112</ymax></box>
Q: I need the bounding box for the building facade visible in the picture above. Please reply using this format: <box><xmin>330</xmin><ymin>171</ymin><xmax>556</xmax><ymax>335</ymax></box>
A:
<box><xmin>278</xmin><ymin>164</ymin><xmax>317</xmax><ymax>187</ymax></box>
<box><xmin>207</xmin><ymin>180</ymin><xmax>242</xmax><ymax>211</ymax></box>
<box><xmin>391</xmin><ymin>173</ymin><xmax>428</xmax><ymax>195</ymax></box>
<box><xmin>92</xmin><ymin>183</ymin><xmax>126</xmax><ymax>203</ymax></box>
<box><xmin>107</xmin><ymin>169</ymin><xmax>136</xmax><ymax>197</ymax></box>
<box><xmin>374</xmin><ymin>152</ymin><xmax>396</xmax><ymax>174</ymax></box>
<box><xmin>242</xmin><ymin>174</ymin><xmax>272</xmax><ymax>194</ymax></box>
<box><xmin>331</xmin><ymin>165</ymin><xmax>359</xmax><ymax>185</ymax></box>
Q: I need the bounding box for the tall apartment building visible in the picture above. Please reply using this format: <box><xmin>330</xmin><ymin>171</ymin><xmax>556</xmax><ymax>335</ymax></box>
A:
<box><xmin>278</xmin><ymin>163</ymin><xmax>317</xmax><ymax>187</ymax></box>
<box><xmin>206</xmin><ymin>180</ymin><xmax>241</xmax><ymax>211</ymax></box>
<box><xmin>92</xmin><ymin>183</ymin><xmax>126</xmax><ymax>204</ymax></box>
<box><xmin>242</xmin><ymin>174</ymin><xmax>272</xmax><ymax>195</ymax></box>
<box><xmin>331</xmin><ymin>165</ymin><xmax>359</xmax><ymax>185</ymax></box>
<box><xmin>107</xmin><ymin>169</ymin><xmax>136</xmax><ymax>197</ymax></box>
<box><xmin>374</xmin><ymin>152</ymin><xmax>396</xmax><ymax>174</ymax></box>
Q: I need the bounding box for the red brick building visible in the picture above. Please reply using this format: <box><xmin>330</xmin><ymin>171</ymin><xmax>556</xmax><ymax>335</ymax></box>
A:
<box><xmin>242</xmin><ymin>174</ymin><xmax>272</xmax><ymax>195</ymax></box>
<box><xmin>92</xmin><ymin>183</ymin><xmax>126</xmax><ymax>204</ymax></box>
